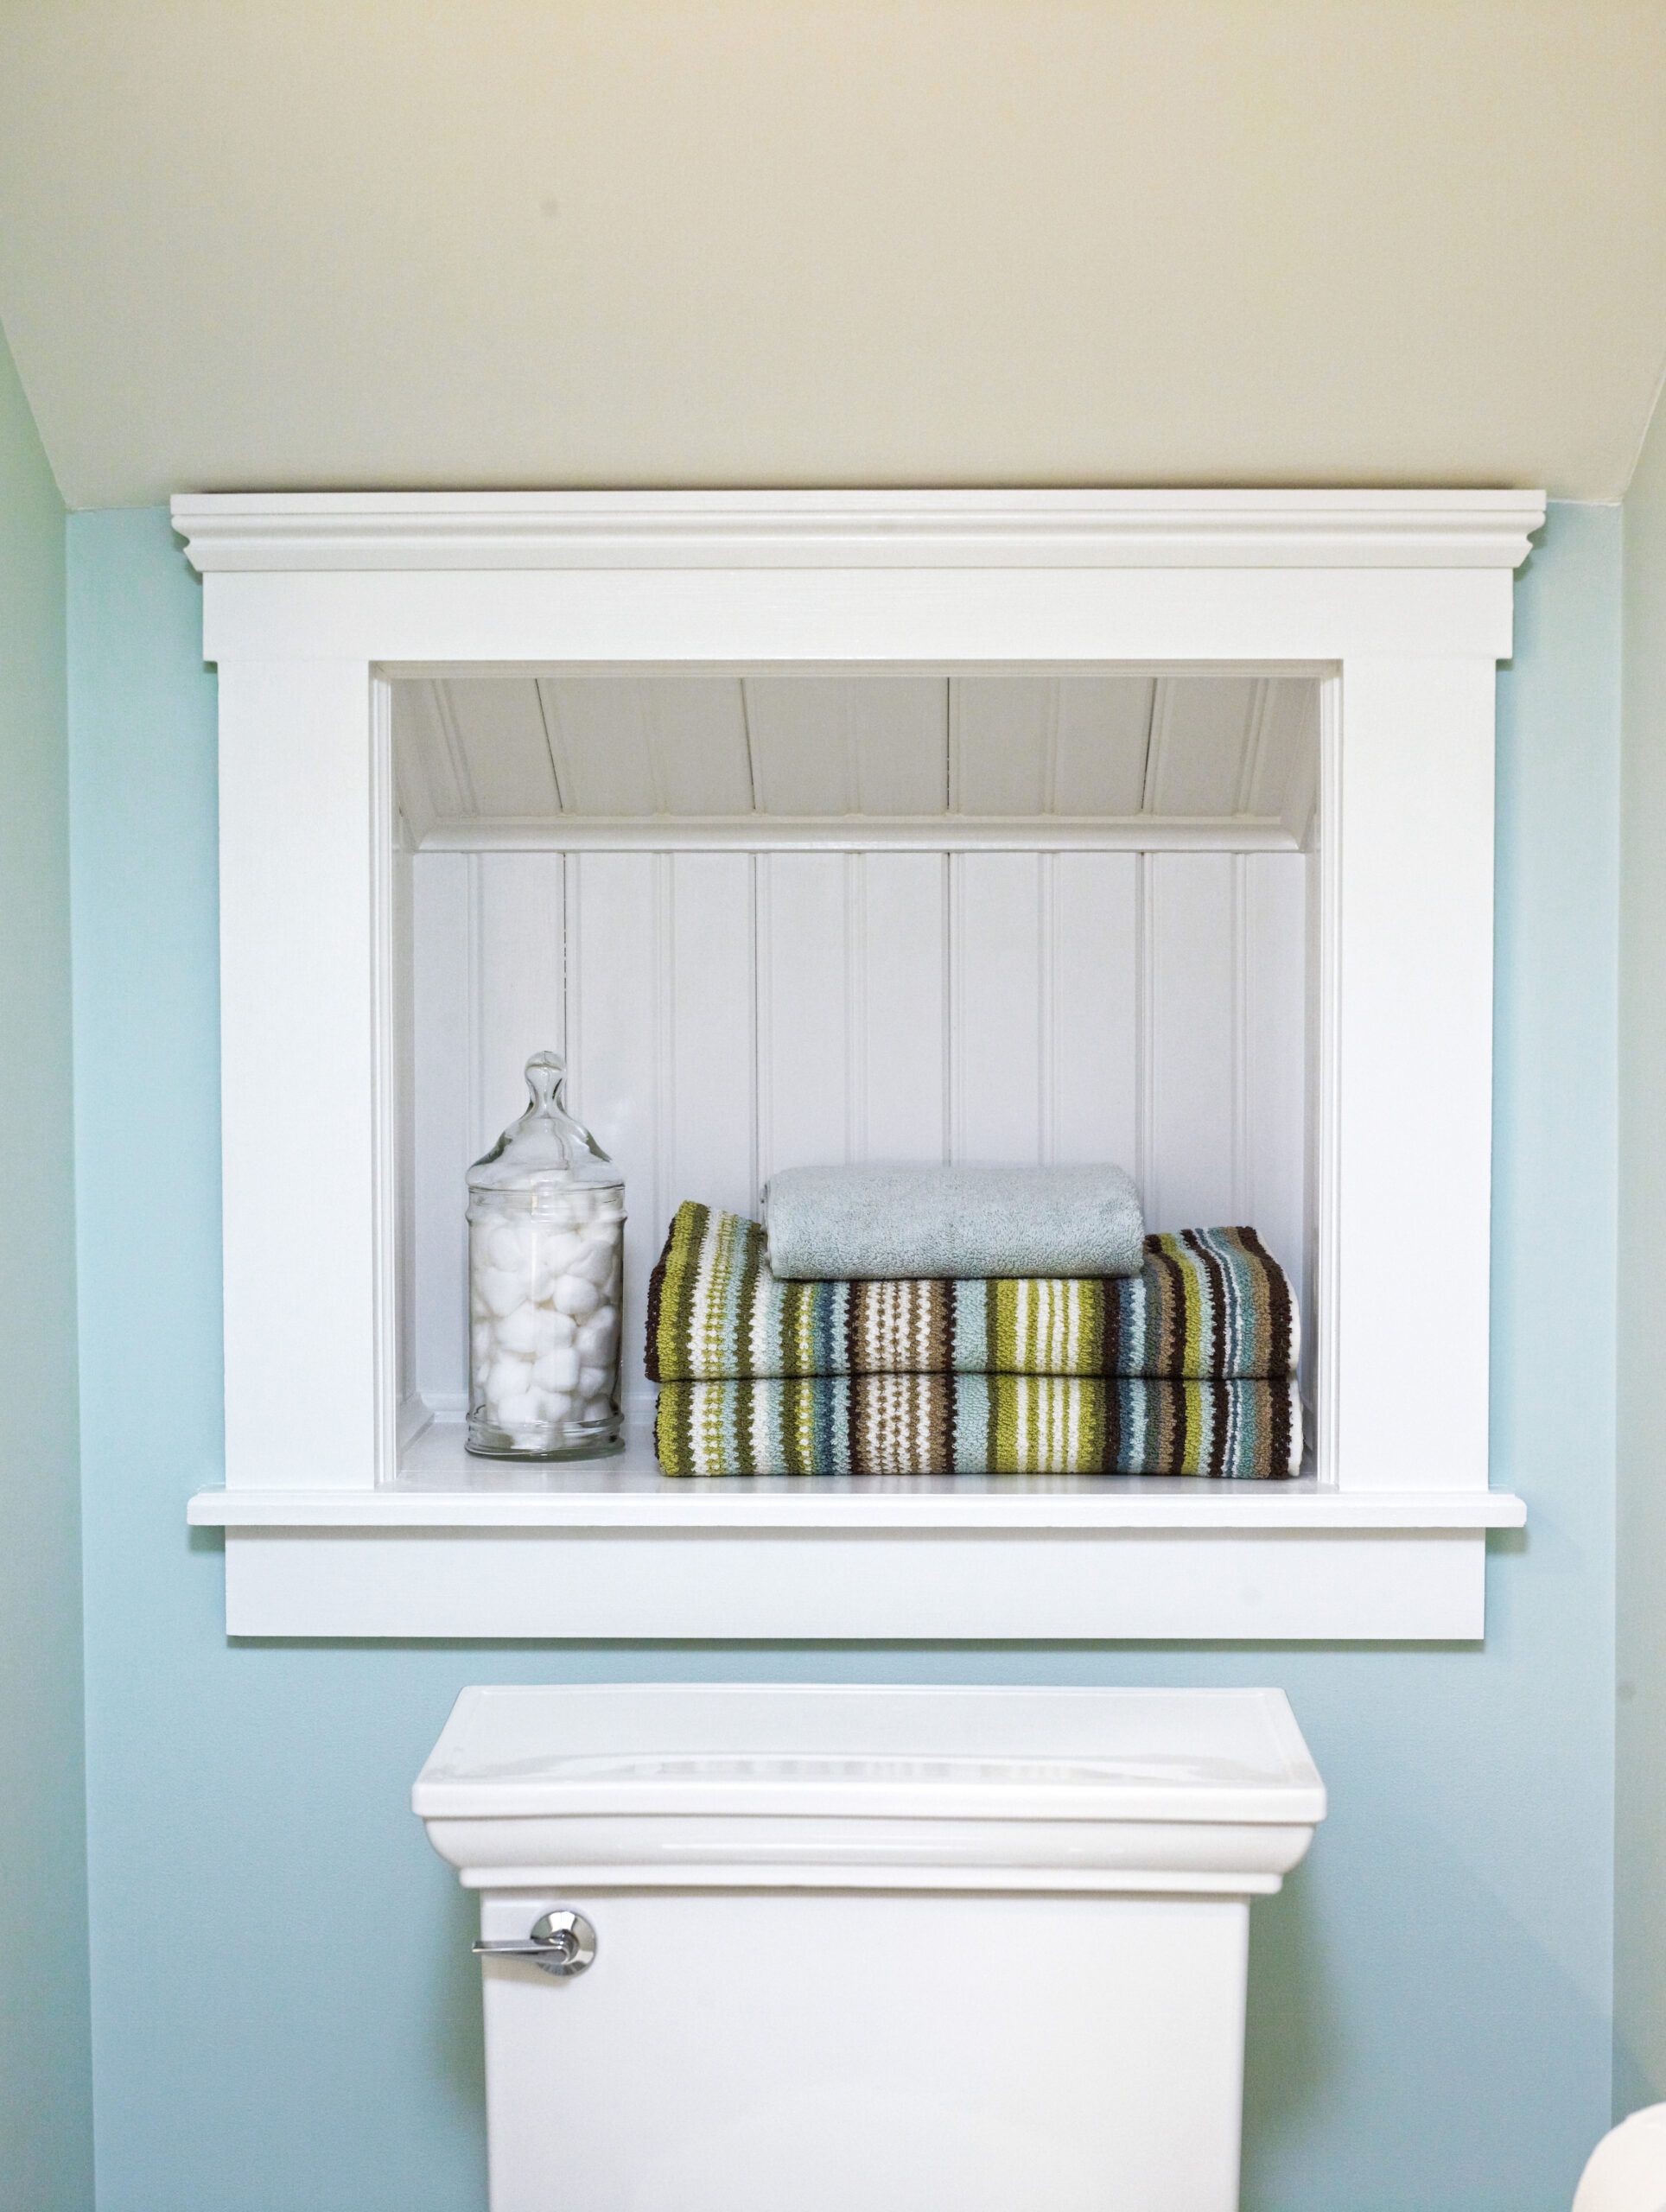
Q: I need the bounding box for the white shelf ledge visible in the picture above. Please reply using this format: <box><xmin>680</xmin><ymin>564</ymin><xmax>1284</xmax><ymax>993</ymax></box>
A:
<box><xmin>188</xmin><ymin>1427</ymin><xmax>1522</xmax><ymax>1642</ymax></box>
<box><xmin>188</xmin><ymin>1471</ymin><xmax>1524</xmax><ymax>1534</ymax></box>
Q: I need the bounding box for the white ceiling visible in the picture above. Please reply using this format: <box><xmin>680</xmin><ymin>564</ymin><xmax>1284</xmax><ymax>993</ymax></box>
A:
<box><xmin>3</xmin><ymin>3</ymin><xmax>1663</xmax><ymax>509</ymax></box>
<box><xmin>394</xmin><ymin>674</ymin><xmax>1318</xmax><ymax>841</ymax></box>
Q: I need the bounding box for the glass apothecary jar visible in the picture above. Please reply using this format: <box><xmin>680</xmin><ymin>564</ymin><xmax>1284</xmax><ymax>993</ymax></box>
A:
<box><xmin>466</xmin><ymin>1052</ymin><xmax>625</xmax><ymax>1459</ymax></box>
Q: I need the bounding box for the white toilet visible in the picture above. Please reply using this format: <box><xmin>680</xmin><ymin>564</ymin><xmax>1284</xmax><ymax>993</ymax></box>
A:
<box><xmin>414</xmin><ymin>1683</ymin><xmax>1325</xmax><ymax>2212</ymax></box>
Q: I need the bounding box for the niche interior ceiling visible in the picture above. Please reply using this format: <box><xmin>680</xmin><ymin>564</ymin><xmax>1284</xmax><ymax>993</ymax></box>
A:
<box><xmin>1</xmin><ymin>3</ymin><xmax>1663</xmax><ymax>508</ymax></box>
<box><xmin>393</xmin><ymin>675</ymin><xmax>1319</xmax><ymax>842</ymax></box>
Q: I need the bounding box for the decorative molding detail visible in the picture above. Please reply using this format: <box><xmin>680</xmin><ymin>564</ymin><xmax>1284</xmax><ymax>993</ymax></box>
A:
<box><xmin>171</xmin><ymin>489</ymin><xmax>1548</xmax><ymax>575</ymax></box>
<box><xmin>188</xmin><ymin>1476</ymin><xmax>1525</xmax><ymax>1533</ymax></box>
<box><xmin>188</xmin><ymin>1451</ymin><xmax>1523</xmax><ymax>1641</ymax></box>
<box><xmin>414</xmin><ymin>813</ymin><xmax>1302</xmax><ymax>855</ymax></box>
<box><xmin>187</xmin><ymin>1497</ymin><xmax>1518</xmax><ymax>1640</ymax></box>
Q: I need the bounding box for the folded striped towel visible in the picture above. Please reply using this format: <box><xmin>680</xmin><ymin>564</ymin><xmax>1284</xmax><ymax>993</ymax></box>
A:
<box><xmin>654</xmin><ymin>1376</ymin><xmax>1302</xmax><ymax>1478</ymax></box>
<box><xmin>646</xmin><ymin>1205</ymin><xmax>1299</xmax><ymax>1382</ymax></box>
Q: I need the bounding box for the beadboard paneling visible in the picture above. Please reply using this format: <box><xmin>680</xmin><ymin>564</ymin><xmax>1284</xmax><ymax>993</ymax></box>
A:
<box><xmin>538</xmin><ymin>677</ymin><xmax>754</xmax><ymax>817</ymax></box>
<box><xmin>1046</xmin><ymin>852</ymin><xmax>1141</xmax><ymax>1170</ymax></box>
<box><xmin>437</xmin><ymin>677</ymin><xmax>557</xmax><ymax>817</ymax></box>
<box><xmin>857</xmin><ymin>854</ymin><xmax>949</xmax><ymax>1162</ymax></box>
<box><xmin>474</xmin><ymin>852</ymin><xmax>564</xmax><ymax>1149</ymax></box>
<box><xmin>665</xmin><ymin>852</ymin><xmax>755</xmax><ymax>1223</ymax></box>
<box><xmin>564</xmin><ymin>852</ymin><xmax>663</xmax><ymax>1406</ymax></box>
<box><xmin>1145</xmin><ymin>679</ymin><xmax>1261</xmax><ymax>816</ymax></box>
<box><xmin>951</xmin><ymin>851</ymin><xmax>1046</xmax><ymax>1162</ymax></box>
<box><xmin>402</xmin><ymin>672</ymin><xmax>1321</xmax><ymax>842</ymax></box>
<box><xmin>949</xmin><ymin>677</ymin><xmax>1154</xmax><ymax>815</ymax></box>
<box><xmin>745</xmin><ymin>676</ymin><xmax>948</xmax><ymax>815</ymax></box>
<box><xmin>757</xmin><ymin>853</ymin><xmax>851</xmax><ymax>1179</ymax></box>
<box><xmin>406</xmin><ymin>845</ymin><xmax>1309</xmax><ymax>1414</ymax></box>
<box><xmin>1145</xmin><ymin>854</ymin><xmax>1240</xmax><ymax>1230</ymax></box>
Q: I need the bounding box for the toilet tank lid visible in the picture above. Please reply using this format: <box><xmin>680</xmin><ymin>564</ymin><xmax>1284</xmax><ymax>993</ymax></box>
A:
<box><xmin>411</xmin><ymin>1685</ymin><xmax>1325</xmax><ymax>1827</ymax></box>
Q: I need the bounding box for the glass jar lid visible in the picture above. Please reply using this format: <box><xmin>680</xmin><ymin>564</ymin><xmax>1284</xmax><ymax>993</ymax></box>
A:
<box><xmin>467</xmin><ymin>1052</ymin><xmax>622</xmax><ymax>1194</ymax></box>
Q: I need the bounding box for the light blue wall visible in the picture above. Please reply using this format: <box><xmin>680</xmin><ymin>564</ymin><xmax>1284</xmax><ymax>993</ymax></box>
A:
<box><xmin>0</xmin><ymin>325</ymin><xmax>93</xmax><ymax>2212</ymax></box>
<box><xmin>1617</xmin><ymin>387</ymin><xmax>1666</xmax><ymax>2114</ymax></box>
<box><xmin>68</xmin><ymin>502</ymin><xmax>1618</xmax><ymax>2212</ymax></box>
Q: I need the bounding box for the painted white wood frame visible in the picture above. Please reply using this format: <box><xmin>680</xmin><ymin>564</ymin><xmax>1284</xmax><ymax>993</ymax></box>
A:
<box><xmin>175</xmin><ymin>490</ymin><xmax>1540</xmax><ymax>1640</ymax></box>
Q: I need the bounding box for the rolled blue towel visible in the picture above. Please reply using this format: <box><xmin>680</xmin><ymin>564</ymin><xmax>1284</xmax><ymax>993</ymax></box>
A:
<box><xmin>761</xmin><ymin>1163</ymin><xmax>1147</xmax><ymax>1281</ymax></box>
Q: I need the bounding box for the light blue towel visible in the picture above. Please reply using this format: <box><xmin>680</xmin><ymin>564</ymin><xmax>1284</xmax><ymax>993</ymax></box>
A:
<box><xmin>761</xmin><ymin>1163</ymin><xmax>1147</xmax><ymax>1281</ymax></box>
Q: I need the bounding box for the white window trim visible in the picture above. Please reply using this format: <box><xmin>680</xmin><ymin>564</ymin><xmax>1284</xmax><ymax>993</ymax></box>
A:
<box><xmin>175</xmin><ymin>488</ymin><xmax>1540</xmax><ymax>1640</ymax></box>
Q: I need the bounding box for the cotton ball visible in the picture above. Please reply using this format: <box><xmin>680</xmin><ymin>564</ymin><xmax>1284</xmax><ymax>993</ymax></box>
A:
<box><xmin>531</xmin><ymin>1231</ymin><xmax>586</xmax><ymax>1304</ymax></box>
<box><xmin>471</xmin><ymin>1320</ymin><xmax>493</xmax><ymax>1365</ymax></box>
<box><xmin>578</xmin><ymin>1394</ymin><xmax>613</xmax><ymax>1424</ymax></box>
<box><xmin>569</xmin><ymin>1238</ymin><xmax>615</xmax><ymax>1288</ymax></box>
<box><xmin>576</xmin><ymin>1309</ymin><xmax>618</xmax><ymax>1360</ymax></box>
<box><xmin>493</xmin><ymin>1300</ymin><xmax>547</xmax><ymax>1357</ymax></box>
<box><xmin>540</xmin><ymin>1346</ymin><xmax>578</xmax><ymax>1392</ymax></box>
<box><xmin>578</xmin><ymin>1363</ymin><xmax>612</xmax><ymax>1401</ymax></box>
<box><xmin>537</xmin><ymin>1229</ymin><xmax>585</xmax><ymax>1275</ymax></box>
<box><xmin>476</xmin><ymin>1267</ymin><xmax>527</xmax><ymax>1319</ymax></box>
<box><xmin>537</xmin><ymin>1389</ymin><xmax>574</xmax><ymax>1425</ymax></box>
<box><xmin>496</xmin><ymin>1390</ymin><xmax>544</xmax><ymax>1427</ymax></box>
<box><xmin>484</xmin><ymin>1219</ymin><xmax>534</xmax><ymax>1273</ymax></box>
<box><xmin>549</xmin><ymin>1310</ymin><xmax>576</xmax><ymax>1346</ymax></box>
<box><xmin>582</xmin><ymin>1220</ymin><xmax>617</xmax><ymax>1257</ymax></box>
<box><xmin>486</xmin><ymin>1352</ymin><xmax>533</xmax><ymax>1408</ymax></box>
<box><xmin>553</xmin><ymin>1273</ymin><xmax>601</xmax><ymax>1319</ymax></box>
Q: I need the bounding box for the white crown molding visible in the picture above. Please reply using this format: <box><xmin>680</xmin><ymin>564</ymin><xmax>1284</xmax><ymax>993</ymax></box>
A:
<box><xmin>170</xmin><ymin>488</ymin><xmax>1548</xmax><ymax>575</ymax></box>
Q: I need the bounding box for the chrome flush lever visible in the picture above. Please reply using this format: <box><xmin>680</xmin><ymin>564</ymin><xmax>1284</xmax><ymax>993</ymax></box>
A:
<box><xmin>474</xmin><ymin>1909</ymin><xmax>597</xmax><ymax>1978</ymax></box>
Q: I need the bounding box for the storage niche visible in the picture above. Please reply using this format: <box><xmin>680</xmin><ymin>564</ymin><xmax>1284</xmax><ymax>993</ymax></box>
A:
<box><xmin>175</xmin><ymin>487</ymin><xmax>1536</xmax><ymax>1640</ymax></box>
<box><xmin>393</xmin><ymin>671</ymin><xmax>1317</xmax><ymax>1465</ymax></box>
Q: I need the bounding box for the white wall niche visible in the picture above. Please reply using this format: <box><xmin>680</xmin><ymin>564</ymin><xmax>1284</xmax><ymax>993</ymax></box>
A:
<box><xmin>175</xmin><ymin>489</ymin><xmax>1538</xmax><ymax>1639</ymax></box>
<box><xmin>394</xmin><ymin>668</ymin><xmax>1319</xmax><ymax>1453</ymax></box>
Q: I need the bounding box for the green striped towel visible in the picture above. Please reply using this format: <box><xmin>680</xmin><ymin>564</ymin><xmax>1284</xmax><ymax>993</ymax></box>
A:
<box><xmin>646</xmin><ymin>1204</ymin><xmax>1299</xmax><ymax>1382</ymax></box>
<box><xmin>654</xmin><ymin>1376</ymin><xmax>1302</xmax><ymax>1478</ymax></box>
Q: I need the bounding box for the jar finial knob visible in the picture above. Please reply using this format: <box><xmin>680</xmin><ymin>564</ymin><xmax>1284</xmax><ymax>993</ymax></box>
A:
<box><xmin>525</xmin><ymin>1050</ymin><xmax>564</xmax><ymax>1113</ymax></box>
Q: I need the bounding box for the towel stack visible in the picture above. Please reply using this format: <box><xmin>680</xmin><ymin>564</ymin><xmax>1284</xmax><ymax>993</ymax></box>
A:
<box><xmin>645</xmin><ymin>1166</ymin><xmax>1303</xmax><ymax>1479</ymax></box>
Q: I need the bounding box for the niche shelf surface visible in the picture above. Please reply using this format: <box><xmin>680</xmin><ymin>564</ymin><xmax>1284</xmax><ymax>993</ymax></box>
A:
<box><xmin>188</xmin><ymin>1425</ymin><xmax>1524</xmax><ymax>1642</ymax></box>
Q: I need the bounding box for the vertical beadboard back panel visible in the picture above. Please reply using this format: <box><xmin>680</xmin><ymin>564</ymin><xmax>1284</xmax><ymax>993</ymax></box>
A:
<box><xmin>952</xmin><ymin>852</ymin><xmax>1046</xmax><ymax>1161</ymax></box>
<box><xmin>757</xmin><ymin>854</ymin><xmax>851</xmax><ymax>1179</ymax></box>
<box><xmin>665</xmin><ymin>853</ymin><xmax>756</xmax><ymax>1223</ymax></box>
<box><xmin>856</xmin><ymin>854</ymin><xmax>950</xmax><ymax>1162</ymax></box>
<box><xmin>474</xmin><ymin>853</ymin><xmax>565</xmax><ymax>1149</ymax></box>
<box><xmin>1046</xmin><ymin>853</ymin><xmax>1141</xmax><ymax>1173</ymax></box>
<box><xmin>1145</xmin><ymin>855</ymin><xmax>1239</xmax><ymax>1231</ymax></box>
<box><xmin>407</xmin><ymin>842</ymin><xmax>1309</xmax><ymax>1415</ymax></box>
<box><xmin>565</xmin><ymin>851</ymin><xmax>663</xmax><ymax>1411</ymax></box>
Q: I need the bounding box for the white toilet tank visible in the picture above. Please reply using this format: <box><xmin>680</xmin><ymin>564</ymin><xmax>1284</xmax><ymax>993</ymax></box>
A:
<box><xmin>415</xmin><ymin>1683</ymin><xmax>1325</xmax><ymax>2212</ymax></box>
